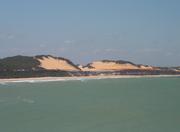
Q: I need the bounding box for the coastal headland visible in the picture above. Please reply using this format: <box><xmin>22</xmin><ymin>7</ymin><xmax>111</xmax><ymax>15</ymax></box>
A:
<box><xmin>0</xmin><ymin>55</ymin><xmax>179</xmax><ymax>79</ymax></box>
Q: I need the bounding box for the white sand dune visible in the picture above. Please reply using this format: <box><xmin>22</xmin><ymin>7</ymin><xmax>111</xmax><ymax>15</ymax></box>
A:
<box><xmin>80</xmin><ymin>61</ymin><xmax>155</xmax><ymax>71</ymax></box>
<box><xmin>36</xmin><ymin>56</ymin><xmax>155</xmax><ymax>72</ymax></box>
<box><xmin>36</xmin><ymin>56</ymin><xmax>80</xmax><ymax>71</ymax></box>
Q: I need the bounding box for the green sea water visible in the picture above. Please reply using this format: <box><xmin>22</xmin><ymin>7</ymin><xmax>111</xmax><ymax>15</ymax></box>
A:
<box><xmin>0</xmin><ymin>77</ymin><xmax>180</xmax><ymax>132</ymax></box>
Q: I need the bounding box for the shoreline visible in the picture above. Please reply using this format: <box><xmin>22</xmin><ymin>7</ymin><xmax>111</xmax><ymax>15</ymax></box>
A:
<box><xmin>0</xmin><ymin>75</ymin><xmax>180</xmax><ymax>83</ymax></box>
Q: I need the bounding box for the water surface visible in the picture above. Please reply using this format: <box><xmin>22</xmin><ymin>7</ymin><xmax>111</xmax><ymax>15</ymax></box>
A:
<box><xmin>0</xmin><ymin>77</ymin><xmax>180</xmax><ymax>132</ymax></box>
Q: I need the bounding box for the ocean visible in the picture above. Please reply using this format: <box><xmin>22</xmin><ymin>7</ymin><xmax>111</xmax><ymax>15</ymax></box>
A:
<box><xmin>0</xmin><ymin>77</ymin><xmax>180</xmax><ymax>132</ymax></box>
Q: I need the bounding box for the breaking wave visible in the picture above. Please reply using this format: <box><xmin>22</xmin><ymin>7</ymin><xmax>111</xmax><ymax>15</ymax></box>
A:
<box><xmin>17</xmin><ymin>96</ymin><xmax>35</xmax><ymax>104</ymax></box>
<box><xmin>0</xmin><ymin>82</ymin><xmax>8</xmax><ymax>85</ymax></box>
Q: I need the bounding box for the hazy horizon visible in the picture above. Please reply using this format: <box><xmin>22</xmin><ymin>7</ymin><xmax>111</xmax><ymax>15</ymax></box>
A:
<box><xmin>0</xmin><ymin>0</ymin><xmax>180</xmax><ymax>66</ymax></box>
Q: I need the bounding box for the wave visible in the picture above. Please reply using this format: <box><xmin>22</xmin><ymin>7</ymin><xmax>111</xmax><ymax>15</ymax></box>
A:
<box><xmin>17</xmin><ymin>96</ymin><xmax>35</xmax><ymax>104</ymax></box>
<box><xmin>1</xmin><ymin>75</ymin><xmax>179</xmax><ymax>84</ymax></box>
<box><xmin>0</xmin><ymin>78</ymin><xmax>93</xmax><ymax>84</ymax></box>
<box><xmin>22</xmin><ymin>98</ymin><xmax>35</xmax><ymax>104</ymax></box>
<box><xmin>0</xmin><ymin>77</ymin><xmax>116</xmax><ymax>84</ymax></box>
<box><xmin>0</xmin><ymin>82</ymin><xmax>8</xmax><ymax>85</ymax></box>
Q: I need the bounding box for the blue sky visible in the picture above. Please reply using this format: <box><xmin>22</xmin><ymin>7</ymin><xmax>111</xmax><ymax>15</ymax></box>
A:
<box><xmin>0</xmin><ymin>0</ymin><xmax>180</xmax><ymax>66</ymax></box>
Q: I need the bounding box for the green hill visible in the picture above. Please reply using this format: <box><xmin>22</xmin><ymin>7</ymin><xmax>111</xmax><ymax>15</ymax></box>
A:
<box><xmin>0</xmin><ymin>55</ymin><xmax>41</xmax><ymax>71</ymax></box>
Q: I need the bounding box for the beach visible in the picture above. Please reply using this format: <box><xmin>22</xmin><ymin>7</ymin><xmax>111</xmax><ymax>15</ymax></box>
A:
<box><xmin>0</xmin><ymin>75</ymin><xmax>180</xmax><ymax>83</ymax></box>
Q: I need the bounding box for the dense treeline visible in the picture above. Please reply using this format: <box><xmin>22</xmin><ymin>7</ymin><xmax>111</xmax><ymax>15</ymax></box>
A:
<box><xmin>0</xmin><ymin>55</ymin><xmax>41</xmax><ymax>71</ymax></box>
<box><xmin>0</xmin><ymin>70</ymin><xmax>70</xmax><ymax>79</ymax></box>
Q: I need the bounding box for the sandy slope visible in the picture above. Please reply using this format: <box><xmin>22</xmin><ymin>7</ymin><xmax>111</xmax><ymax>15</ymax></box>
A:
<box><xmin>80</xmin><ymin>61</ymin><xmax>154</xmax><ymax>71</ymax></box>
<box><xmin>36</xmin><ymin>56</ymin><xmax>156</xmax><ymax>72</ymax></box>
<box><xmin>36</xmin><ymin>56</ymin><xmax>80</xmax><ymax>71</ymax></box>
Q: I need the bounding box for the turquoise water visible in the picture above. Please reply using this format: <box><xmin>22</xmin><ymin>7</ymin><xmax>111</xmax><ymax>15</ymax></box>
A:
<box><xmin>0</xmin><ymin>77</ymin><xmax>180</xmax><ymax>132</ymax></box>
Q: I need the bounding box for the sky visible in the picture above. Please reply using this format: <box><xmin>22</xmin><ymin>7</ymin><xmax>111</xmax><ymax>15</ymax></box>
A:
<box><xmin>0</xmin><ymin>0</ymin><xmax>180</xmax><ymax>66</ymax></box>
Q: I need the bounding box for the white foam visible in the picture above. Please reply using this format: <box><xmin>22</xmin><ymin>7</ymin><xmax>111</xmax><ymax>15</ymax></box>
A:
<box><xmin>17</xmin><ymin>96</ymin><xmax>35</xmax><ymax>104</ymax></box>
<box><xmin>0</xmin><ymin>77</ymin><xmax>101</xmax><ymax>84</ymax></box>
<box><xmin>1</xmin><ymin>75</ymin><xmax>179</xmax><ymax>84</ymax></box>
<box><xmin>22</xmin><ymin>98</ymin><xmax>35</xmax><ymax>104</ymax></box>
<box><xmin>0</xmin><ymin>82</ymin><xmax>8</xmax><ymax>85</ymax></box>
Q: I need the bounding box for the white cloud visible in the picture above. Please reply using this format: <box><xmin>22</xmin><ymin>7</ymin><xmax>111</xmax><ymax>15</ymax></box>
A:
<box><xmin>0</xmin><ymin>33</ymin><xmax>15</xmax><ymax>40</ymax></box>
<box><xmin>165</xmin><ymin>52</ymin><xmax>173</xmax><ymax>56</ymax></box>
<box><xmin>57</xmin><ymin>47</ymin><xmax>66</xmax><ymax>52</ymax></box>
<box><xmin>64</xmin><ymin>40</ymin><xmax>75</xmax><ymax>44</ymax></box>
<box><xmin>7</xmin><ymin>34</ymin><xmax>15</xmax><ymax>40</ymax></box>
<box><xmin>91</xmin><ymin>48</ymin><xmax>127</xmax><ymax>55</ymax></box>
<box><xmin>104</xmin><ymin>49</ymin><xmax>119</xmax><ymax>52</ymax></box>
<box><xmin>39</xmin><ymin>44</ymin><xmax>46</xmax><ymax>48</ymax></box>
<box><xmin>136</xmin><ymin>48</ymin><xmax>162</xmax><ymax>53</ymax></box>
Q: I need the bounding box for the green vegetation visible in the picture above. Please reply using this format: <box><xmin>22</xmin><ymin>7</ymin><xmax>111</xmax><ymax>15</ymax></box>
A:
<box><xmin>101</xmin><ymin>60</ymin><xmax>136</xmax><ymax>65</ymax></box>
<box><xmin>0</xmin><ymin>70</ymin><xmax>70</xmax><ymax>78</ymax></box>
<box><xmin>0</xmin><ymin>55</ymin><xmax>41</xmax><ymax>71</ymax></box>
